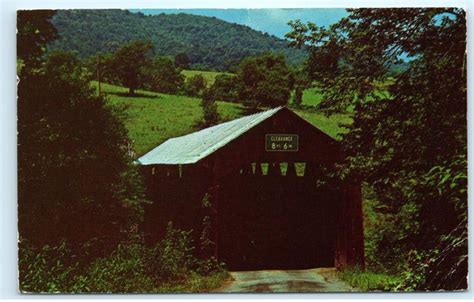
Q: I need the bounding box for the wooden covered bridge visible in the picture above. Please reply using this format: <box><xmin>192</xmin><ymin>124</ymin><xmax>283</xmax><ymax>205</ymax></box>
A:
<box><xmin>138</xmin><ymin>107</ymin><xmax>364</xmax><ymax>270</ymax></box>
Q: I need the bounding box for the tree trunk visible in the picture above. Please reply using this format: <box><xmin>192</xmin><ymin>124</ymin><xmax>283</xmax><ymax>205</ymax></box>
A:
<box><xmin>129</xmin><ymin>87</ymin><xmax>135</xmax><ymax>95</ymax></box>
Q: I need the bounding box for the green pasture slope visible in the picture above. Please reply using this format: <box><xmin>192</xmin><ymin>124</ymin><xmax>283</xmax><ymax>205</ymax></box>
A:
<box><xmin>301</xmin><ymin>87</ymin><xmax>324</xmax><ymax>107</ymax></box>
<box><xmin>92</xmin><ymin>81</ymin><xmax>350</xmax><ymax>157</ymax></box>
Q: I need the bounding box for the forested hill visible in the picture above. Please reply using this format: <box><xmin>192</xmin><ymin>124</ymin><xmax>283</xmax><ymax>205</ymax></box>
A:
<box><xmin>50</xmin><ymin>9</ymin><xmax>307</xmax><ymax>71</ymax></box>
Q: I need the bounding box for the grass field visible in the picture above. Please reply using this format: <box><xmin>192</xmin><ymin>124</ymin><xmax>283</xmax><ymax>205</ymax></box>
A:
<box><xmin>181</xmin><ymin>69</ymin><xmax>234</xmax><ymax>86</ymax></box>
<box><xmin>92</xmin><ymin>81</ymin><xmax>351</xmax><ymax>157</ymax></box>
<box><xmin>301</xmin><ymin>87</ymin><xmax>324</xmax><ymax>107</ymax></box>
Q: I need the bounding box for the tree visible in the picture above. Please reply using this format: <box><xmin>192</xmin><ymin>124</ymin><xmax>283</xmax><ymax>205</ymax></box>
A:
<box><xmin>145</xmin><ymin>56</ymin><xmax>184</xmax><ymax>94</ymax></box>
<box><xmin>200</xmin><ymin>89</ymin><xmax>220</xmax><ymax>127</ymax></box>
<box><xmin>108</xmin><ymin>40</ymin><xmax>154</xmax><ymax>95</ymax></box>
<box><xmin>48</xmin><ymin>10</ymin><xmax>307</xmax><ymax>71</ymax></box>
<box><xmin>17</xmin><ymin>10</ymin><xmax>57</xmax><ymax>66</ymax></box>
<box><xmin>174</xmin><ymin>52</ymin><xmax>190</xmax><ymax>69</ymax></box>
<box><xmin>287</xmin><ymin>8</ymin><xmax>466</xmax><ymax>290</ymax></box>
<box><xmin>184</xmin><ymin>74</ymin><xmax>207</xmax><ymax>97</ymax></box>
<box><xmin>208</xmin><ymin>74</ymin><xmax>238</xmax><ymax>102</ymax></box>
<box><xmin>17</xmin><ymin>11</ymin><xmax>147</xmax><ymax>256</ymax></box>
<box><xmin>84</xmin><ymin>53</ymin><xmax>118</xmax><ymax>95</ymax></box>
<box><xmin>18</xmin><ymin>52</ymin><xmax>146</xmax><ymax>257</ymax></box>
<box><xmin>290</xmin><ymin>69</ymin><xmax>311</xmax><ymax>107</ymax></box>
<box><xmin>236</xmin><ymin>53</ymin><xmax>292</xmax><ymax>109</ymax></box>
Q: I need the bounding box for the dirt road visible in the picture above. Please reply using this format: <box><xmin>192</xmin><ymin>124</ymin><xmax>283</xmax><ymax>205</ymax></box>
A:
<box><xmin>214</xmin><ymin>267</ymin><xmax>356</xmax><ymax>293</ymax></box>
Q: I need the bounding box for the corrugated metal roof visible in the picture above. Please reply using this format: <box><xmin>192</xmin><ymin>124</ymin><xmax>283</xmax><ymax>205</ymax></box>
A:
<box><xmin>137</xmin><ymin>107</ymin><xmax>283</xmax><ymax>165</ymax></box>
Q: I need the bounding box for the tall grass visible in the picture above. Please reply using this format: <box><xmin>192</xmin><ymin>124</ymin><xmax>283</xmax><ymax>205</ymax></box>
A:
<box><xmin>338</xmin><ymin>266</ymin><xmax>402</xmax><ymax>292</ymax></box>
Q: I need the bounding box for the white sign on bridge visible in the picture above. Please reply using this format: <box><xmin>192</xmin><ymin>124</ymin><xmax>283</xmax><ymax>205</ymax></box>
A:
<box><xmin>265</xmin><ymin>134</ymin><xmax>299</xmax><ymax>152</ymax></box>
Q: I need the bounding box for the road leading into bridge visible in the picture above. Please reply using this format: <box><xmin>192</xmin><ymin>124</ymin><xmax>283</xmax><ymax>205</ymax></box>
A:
<box><xmin>214</xmin><ymin>267</ymin><xmax>357</xmax><ymax>293</ymax></box>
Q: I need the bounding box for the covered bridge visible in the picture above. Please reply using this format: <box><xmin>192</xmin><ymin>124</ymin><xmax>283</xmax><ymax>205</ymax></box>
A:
<box><xmin>138</xmin><ymin>107</ymin><xmax>364</xmax><ymax>270</ymax></box>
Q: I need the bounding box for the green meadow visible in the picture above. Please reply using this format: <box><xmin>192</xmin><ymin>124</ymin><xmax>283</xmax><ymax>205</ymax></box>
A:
<box><xmin>92</xmin><ymin>81</ymin><xmax>350</xmax><ymax>157</ymax></box>
<box><xmin>301</xmin><ymin>87</ymin><xmax>324</xmax><ymax>107</ymax></box>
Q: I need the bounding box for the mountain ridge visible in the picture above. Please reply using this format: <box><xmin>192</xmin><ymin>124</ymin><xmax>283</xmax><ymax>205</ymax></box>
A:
<box><xmin>50</xmin><ymin>9</ymin><xmax>307</xmax><ymax>71</ymax></box>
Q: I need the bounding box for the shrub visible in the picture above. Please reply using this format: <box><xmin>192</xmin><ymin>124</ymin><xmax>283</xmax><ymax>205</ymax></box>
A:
<box><xmin>236</xmin><ymin>53</ymin><xmax>292</xmax><ymax>109</ymax></box>
<box><xmin>200</xmin><ymin>89</ymin><xmax>220</xmax><ymax>127</ymax></box>
<box><xmin>18</xmin><ymin>51</ymin><xmax>147</xmax><ymax>255</ymax></box>
<box><xmin>71</xmin><ymin>243</ymin><xmax>156</xmax><ymax>293</ymax></box>
<box><xmin>19</xmin><ymin>239</ymin><xmax>80</xmax><ymax>293</ymax></box>
<box><xmin>338</xmin><ymin>266</ymin><xmax>401</xmax><ymax>292</ymax></box>
<box><xmin>155</xmin><ymin>222</ymin><xmax>197</xmax><ymax>282</ymax></box>
<box><xmin>209</xmin><ymin>74</ymin><xmax>238</xmax><ymax>102</ymax></box>
<box><xmin>145</xmin><ymin>56</ymin><xmax>184</xmax><ymax>94</ymax></box>
<box><xmin>292</xmin><ymin>87</ymin><xmax>303</xmax><ymax>107</ymax></box>
<box><xmin>19</xmin><ymin>222</ymin><xmax>227</xmax><ymax>293</ymax></box>
<box><xmin>184</xmin><ymin>74</ymin><xmax>207</xmax><ymax>97</ymax></box>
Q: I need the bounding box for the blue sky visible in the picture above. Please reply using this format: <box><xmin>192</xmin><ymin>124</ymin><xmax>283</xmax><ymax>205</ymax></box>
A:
<box><xmin>130</xmin><ymin>9</ymin><xmax>349</xmax><ymax>39</ymax></box>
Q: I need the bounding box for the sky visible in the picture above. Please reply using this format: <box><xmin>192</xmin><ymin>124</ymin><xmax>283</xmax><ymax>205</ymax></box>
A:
<box><xmin>130</xmin><ymin>9</ymin><xmax>349</xmax><ymax>39</ymax></box>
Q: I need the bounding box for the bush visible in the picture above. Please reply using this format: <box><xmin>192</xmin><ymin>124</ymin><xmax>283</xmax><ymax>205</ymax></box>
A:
<box><xmin>200</xmin><ymin>89</ymin><xmax>220</xmax><ymax>127</ymax></box>
<box><xmin>18</xmin><ymin>52</ymin><xmax>147</xmax><ymax>254</ymax></box>
<box><xmin>338</xmin><ymin>266</ymin><xmax>401</xmax><ymax>292</ymax></box>
<box><xmin>236</xmin><ymin>53</ymin><xmax>292</xmax><ymax>109</ymax></box>
<box><xmin>292</xmin><ymin>87</ymin><xmax>303</xmax><ymax>107</ymax></box>
<box><xmin>19</xmin><ymin>223</ymin><xmax>227</xmax><ymax>293</ymax></box>
<box><xmin>145</xmin><ymin>56</ymin><xmax>184</xmax><ymax>94</ymax></box>
<box><xmin>155</xmin><ymin>222</ymin><xmax>197</xmax><ymax>282</ymax></box>
<box><xmin>72</xmin><ymin>243</ymin><xmax>156</xmax><ymax>293</ymax></box>
<box><xmin>209</xmin><ymin>74</ymin><xmax>238</xmax><ymax>102</ymax></box>
<box><xmin>19</xmin><ymin>239</ymin><xmax>80</xmax><ymax>293</ymax></box>
<box><xmin>184</xmin><ymin>74</ymin><xmax>207</xmax><ymax>97</ymax></box>
<box><xmin>362</xmin><ymin>185</ymin><xmax>409</xmax><ymax>274</ymax></box>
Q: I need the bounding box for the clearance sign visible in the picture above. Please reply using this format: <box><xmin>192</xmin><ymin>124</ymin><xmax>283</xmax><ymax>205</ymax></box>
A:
<box><xmin>265</xmin><ymin>134</ymin><xmax>299</xmax><ymax>152</ymax></box>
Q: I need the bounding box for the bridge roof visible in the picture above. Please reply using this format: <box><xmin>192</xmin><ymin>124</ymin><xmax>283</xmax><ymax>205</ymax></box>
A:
<box><xmin>138</xmin><ymin>107</ymin><xmax>284</xmax><ymax>165</ymax></box>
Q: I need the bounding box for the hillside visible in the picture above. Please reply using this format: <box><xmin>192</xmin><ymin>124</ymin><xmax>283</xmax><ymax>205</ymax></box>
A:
<box><xmin>50</xmin><ymin>9</ymin><xmax>307</xmax><ymax>71</ymax></box>
<box><xmin>91</xmin><ymin>81</ymin><xmax>350</xmax><ymax>156</ymax></box>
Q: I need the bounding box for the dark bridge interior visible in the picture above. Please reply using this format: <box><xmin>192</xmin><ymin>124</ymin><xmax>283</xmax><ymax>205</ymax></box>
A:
<box><xmin>141</xmin><ymin>161</ymin><xmax>342</xmax><ymax>271</ymax></box>
<box><xmin>218</xmin><ymin>162</ymin><xmax>340</xmax><ymax>270</ymax></box>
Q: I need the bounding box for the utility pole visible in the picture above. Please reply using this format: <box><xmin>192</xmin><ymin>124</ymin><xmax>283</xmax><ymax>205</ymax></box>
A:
<box><xmin>97</xmin><ymin>55</ymin><xmax>101</xmax><ymax>96</ymax></box>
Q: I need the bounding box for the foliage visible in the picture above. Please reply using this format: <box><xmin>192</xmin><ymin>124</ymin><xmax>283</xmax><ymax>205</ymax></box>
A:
<box><xmin>397</xmin><ymin>155</ymin><xmax>468</xmax><ymax>290</ymax></box>
<box><xmin>200</xmin><ymin>88</ymin><xmax>221</xmax><ymax>126</ymax></box>
<box><xmin>208</xmin><ymin>74</ymin><xmax>239</xmax><ymax>102</ymax></box>
<box><xmin>72</xmin><ymin>243</ymin><xmax>157</xmax><ymax>293</ymax></box>
<box><xmin>290</xmin><ymin>69</ymin><xmax>311</xmax><ymax>107</ymax></box>
<box><xmin>20</xmin><ymin>225</ymin><xmax>227</xmax><ymax>293</ymax></box>
<box><xmin>236</xmin><ymin>52</ymin><xmax>292</xmax><ymax>109</ymax></box>
<box><xmin>84</xmin><ymin>52</ymin><xmax>121</xmax><ymax>90</ymax></box>
<box><xmin>18</xmin><ymin>51</ymin><xmax>147</xmax><ymax>255</ymax></box>
<box><xmin>50</xmin><ymin>9</ymin><xmax>307</xmax><ymax>71</ymax></box>
<box><xmin>108</xmin><ymin>40</ymin><xmax>155</xmax><ymax>94</ymax></box>
<box><xmin>145</xmin><ymin>56</ymin><xmax>184</xmax><ymax>94</ymax></box>
<box><xmin>293</xmin><ymin>88</ymin><xmax>303</xmax><ymax>107</ymax></box>
<box><xmin>362</xmin><ymin>185</ymin><xmax>409</xmax><ymax>274</ymax></box>
<box><xmin>287</xmin><ymin>8</ymin><xmax>467</xmax><ymax>290</ymax></box>
<box><xmin>19</xmin><ymin>239</ymin><xmax>81</xmax><ymax>293</ymax></box>
<box><xmin>155</xmin><ymin>222</ymin><xmax>197</xmax><ymax>282</ymax></box>
<box><xmin>181</xmin><ymin>69</ymin><xmax>234</xmax><ymax>87</ymax></box>
<box><xmin>184</xmin><ymin>74</ymin><xmax>207</xmax><ymax>97</ymax></box>
<box><xmin>17</xmin><ymin>10</ymin><xmax>58</xmax><ymax>66</ymax></box>
<box><xmin>174</xmin><ymin>52</ymin><xmax>190</xmax><ymax>69</ymax></box>
<box><xmin>338</xmin><ymin>266</ymin><xmax>401</xmax><ymax>292</ymax></box>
